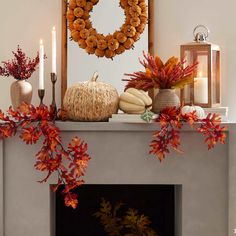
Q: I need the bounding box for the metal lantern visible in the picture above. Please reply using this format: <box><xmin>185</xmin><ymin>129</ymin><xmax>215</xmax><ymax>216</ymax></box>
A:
<box><xmin>180</xmin><ymin>25</ymin><xmax>220</xmax><ymax>108</ymax></box>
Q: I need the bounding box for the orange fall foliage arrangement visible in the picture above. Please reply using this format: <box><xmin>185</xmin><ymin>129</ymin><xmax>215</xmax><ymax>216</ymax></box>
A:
<box><xmin>123</xmin><ymin>52</ymin><xmax>198</xmax><ymax>90</ymax></box>
<box><xmin>0</xmin><ymin>103</ymin><xmax>90</xmax><ymax>209</ymax></box>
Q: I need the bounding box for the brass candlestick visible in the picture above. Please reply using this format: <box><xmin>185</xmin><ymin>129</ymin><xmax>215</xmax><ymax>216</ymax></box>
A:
<box><xmin>51</xmin><ymin>72</ymin><xmax>57</xmax><ymax>118</ymax></box>
<box><xmin>38</xmin><ymin>89</ymin><xmax>45</xmax><ymax>106</ymax></box>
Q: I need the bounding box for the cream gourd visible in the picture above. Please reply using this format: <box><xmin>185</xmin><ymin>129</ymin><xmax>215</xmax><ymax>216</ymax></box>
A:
<box><xmin>119</xmin><ymin>88</ymin><xmax>152</xmax><ymax>114</ymax></box>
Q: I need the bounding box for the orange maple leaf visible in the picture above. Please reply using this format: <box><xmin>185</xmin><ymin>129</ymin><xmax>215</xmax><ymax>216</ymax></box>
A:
<box><xmin>20</xmin><ymin>126</ymin><xmax>41</xmax><ymax>144</ymax></box>
<box><xmin>64</xmin><ymin>193</ymin><xmax>78</xmax><ymax>209</ymax></box>
<box><xmin>35</xmin><ymin>150</ymin><xmax>49</xmax><ymax>171</ymax></box>
<box><xmin>0</xmin><ymin>124</ymin><xmax>15</xmax><ymax>138</ymax></box>
<box><xmin>69</xmin><ymin>137</ymin><xmax>81</xmax><ymax>149</ymax></box>
<box><xmin>18</xmin><ymin>102</ymin><xmax>32</xmax><ymax>115</ymax></box>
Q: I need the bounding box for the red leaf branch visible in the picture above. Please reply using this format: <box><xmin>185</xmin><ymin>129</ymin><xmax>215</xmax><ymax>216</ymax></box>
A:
<box><xmin>0</xmin><ymin>103</ymin><xmax>91</xmax><ymax>209</ymax></box>
<box><xmin>149</xmin><ymin>107</ymin><xmax>226</xmax><ymax>161</ymax></box>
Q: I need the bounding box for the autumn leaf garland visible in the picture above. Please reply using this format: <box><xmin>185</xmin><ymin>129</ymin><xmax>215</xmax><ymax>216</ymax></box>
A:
<box><xmin>148</xmin><ymin>107</ymin><xmax>227</xmax><ymax>161</ymax></box>
<box><xmin>0</xmin><ymin>103</ymin><xmax>90</xmax><ymax>209</ymax></box>
<box><xmin>0</xmin><ymin>103</ymin><xmax>227</xmax><ymax>208</ymax></box>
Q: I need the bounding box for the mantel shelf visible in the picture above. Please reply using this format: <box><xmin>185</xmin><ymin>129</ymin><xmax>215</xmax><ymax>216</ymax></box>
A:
<box><xmin>56</xmin><ymin>121</ymin><xmax>235</xmax><ymax>132</ymax></box>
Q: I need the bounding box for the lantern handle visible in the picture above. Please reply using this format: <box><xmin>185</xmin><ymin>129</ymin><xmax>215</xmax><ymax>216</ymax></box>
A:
<box><xmin>193</xmin><ymin>25</ymin><xmax>210</xmax><ymax>42</ymax></box>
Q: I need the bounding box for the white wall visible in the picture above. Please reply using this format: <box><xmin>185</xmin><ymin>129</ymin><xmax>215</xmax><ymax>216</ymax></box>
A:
<box><xmin>0</xmin><ymin>0</ymin><xmax>236</xmax><ymax>120</ymax></box>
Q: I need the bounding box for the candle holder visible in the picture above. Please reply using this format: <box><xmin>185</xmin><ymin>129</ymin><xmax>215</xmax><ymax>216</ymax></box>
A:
<box><xmin>38</xmin><ymin>89</ymin><xmax>45</xmax><ymax>106</ymax></box>
<box><xmin>50</xmin><ymin>72</ymin><xmax>57</xmax><ymax>119</ymax></box>
<box><xmin>180</xmin><ymin>25</ymin><xmax>221</xmax><ymax>108</ymax></box>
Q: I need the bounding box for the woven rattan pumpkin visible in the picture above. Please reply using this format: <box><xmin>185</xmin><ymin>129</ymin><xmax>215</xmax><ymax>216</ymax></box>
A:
<box><xmin>63</xmin><ymin>72</ymin><xmax>119</xmax><ymax>121</ymax></box>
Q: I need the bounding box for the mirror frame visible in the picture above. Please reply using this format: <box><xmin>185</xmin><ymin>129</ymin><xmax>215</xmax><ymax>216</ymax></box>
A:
<box><xmin>61</xmin><ymin>0</ymin><xmax>155</xmax><ymax>104</ymax></box>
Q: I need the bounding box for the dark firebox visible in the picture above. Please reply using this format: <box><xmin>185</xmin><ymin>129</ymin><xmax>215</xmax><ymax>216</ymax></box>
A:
<box><xmin>55</xmin><ymin>185</ymin><xmax>175</xmax><ymax>236</ymax></box>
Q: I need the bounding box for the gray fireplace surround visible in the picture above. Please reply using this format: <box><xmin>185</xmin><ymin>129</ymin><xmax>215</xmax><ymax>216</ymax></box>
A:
<box><xmin>1</xmin><ymin>122</ymin><xmax>236</xmax><ymax>236</ymax></box>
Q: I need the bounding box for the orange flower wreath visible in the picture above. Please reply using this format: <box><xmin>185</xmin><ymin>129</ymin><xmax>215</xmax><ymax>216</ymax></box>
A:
<box><xmin>67</xmin><ymin>0</ymin><xmax>148</xmax><ymax>59</ymax></box>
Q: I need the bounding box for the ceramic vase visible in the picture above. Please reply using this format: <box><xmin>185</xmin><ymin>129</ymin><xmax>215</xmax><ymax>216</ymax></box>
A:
<box><xmin>153</xmin><ymin>89</ymin><xmax>180</xmax><ymax>113</ymax></box>
<box><xmin>10</xmin><ymin>80</ymin><xmax>33</xmax><ymax>110</ymax></box>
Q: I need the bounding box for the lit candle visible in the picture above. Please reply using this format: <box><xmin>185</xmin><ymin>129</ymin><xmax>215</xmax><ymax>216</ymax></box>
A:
<box><xmin>194</xmin><ymin>72</ymin><xmax>208</xmax><ymax>103</ymax></box>
<box><xmin>39</xmin><ymin>39</ymin><xmax>44</xmax><ymax>90</ymax></box>
<box><xmin>52</xmin><ymin>26</ymin><xmax>57</xmax><ymax>74</ymax></box>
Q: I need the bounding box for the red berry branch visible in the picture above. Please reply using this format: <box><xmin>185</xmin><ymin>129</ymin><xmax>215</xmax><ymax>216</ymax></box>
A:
<box><xmin>149</xmin><ymin>107</ymin><xmax>227</xmax><ymax>161</ymax></box>
<box><xmin>0</xmin><ymin>46</ymin><xmax>40</xmax><ymax>80</ymax></box>
<box><xmin>0</xmin><ymin>103</ymin><xmax>90</xmax><ymax>209</ymax></box>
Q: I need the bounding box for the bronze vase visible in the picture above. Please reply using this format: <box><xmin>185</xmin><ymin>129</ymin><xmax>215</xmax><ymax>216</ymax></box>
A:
<box><xmin>153</xmin><ymin>89</ymin><xmax>180</xmax><ymax>113</ymax></box>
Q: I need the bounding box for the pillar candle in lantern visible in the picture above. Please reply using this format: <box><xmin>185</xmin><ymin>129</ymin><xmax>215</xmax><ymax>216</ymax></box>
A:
<box><xmin>39</xmin><ymin>39</ymin><xmax>44</xmax><ymax>90</ymax></box>
<box><xmin>52</xmin><ymin>26</ymin><xmax>57</xmax><ymax>74</ymax></box>
<box><xmin>194</xmin><ymin>72</ymin><xmax>208</xmax><ymax>104</ymax></box>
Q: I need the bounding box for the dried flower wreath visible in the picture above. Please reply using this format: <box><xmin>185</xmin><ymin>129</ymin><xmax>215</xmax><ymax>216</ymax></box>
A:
<box><xmin>67</xmin><ymin>0</ymin><xmax>148</xmax><ymax>58</ymax></box>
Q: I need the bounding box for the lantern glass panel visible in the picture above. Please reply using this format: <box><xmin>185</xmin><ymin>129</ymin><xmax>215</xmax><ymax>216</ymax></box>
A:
<box><xmin>212</xmin><ymin>50</ymin><xmax>220</xmax><ymax>104</ymax></box>
<box><xmin>183</xmin><ymin>50</ymin><xmax>192</xmax><ymax>103</ymax></box>
<box><xmin>194</xmin><ymin>51</ymin><xmax>208</xmax><ymax>104</ymax></box>
<box><xmin>182</xmin><ymin>49</ymin><xmax>209</xmax><ymax>105</ymax></box>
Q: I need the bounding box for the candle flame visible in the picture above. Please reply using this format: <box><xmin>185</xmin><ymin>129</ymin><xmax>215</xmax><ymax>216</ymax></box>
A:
<box><xmin>199</xmin><ymin>71</ymin><xmax>202</xmax><ymax>77</ymax></box>
<box><xmin>52</xmin><ymin>26</ymin><xmax>56</xmax><ymax>31</ymax></box>
<box><xmin>40</xmin><ymin>39</ymin><xmax>43</xmax><ymax>45</ymax></box>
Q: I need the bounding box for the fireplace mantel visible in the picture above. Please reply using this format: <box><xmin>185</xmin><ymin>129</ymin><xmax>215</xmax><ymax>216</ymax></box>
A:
<box><xmin>1</xmin><ymin>122</ymin><xmax>236</xmax><ymax>236</ymax></box>
<box><xmin>55</xmin><ymin>121</ymin><xmax>231</xmax><ymax>131</ymax></box>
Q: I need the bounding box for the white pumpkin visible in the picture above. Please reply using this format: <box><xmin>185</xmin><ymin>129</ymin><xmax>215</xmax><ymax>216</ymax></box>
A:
<box><xmin>119</xmin><ymin>88</ymin><xmax>152</xmax><ymax>114</ymax></box>
<box><xmin>181</xmin><ymin>105</ymin><xmax>205</xmax><ymax>119</ymax></box>
<box><xmin>63</xmin><ymin>73</ymin><xmax>119</xmax><ymax>121</ymax></box>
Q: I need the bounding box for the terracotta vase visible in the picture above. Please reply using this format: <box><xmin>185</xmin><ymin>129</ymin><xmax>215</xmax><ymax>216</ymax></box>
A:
<box><xmin>10</xmin><ymin>80</ymin><xmax>33</xmax><ymax>110</ymax></box>
<box><xmin>153</xmin><ymin>89</ymin><xmax>180</xmax><ymax>113</ymax></box>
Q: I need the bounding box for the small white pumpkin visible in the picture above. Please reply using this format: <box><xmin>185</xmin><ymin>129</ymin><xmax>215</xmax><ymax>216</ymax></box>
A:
<box><xmin>119</xmin><ymin>88</ymin><xmax>152</xmax><ymax>114</ymax></box>
<box><xmin>181</xmin><ymin>105</ymin><xmax>205</xmax><ymax>119</ymax></box>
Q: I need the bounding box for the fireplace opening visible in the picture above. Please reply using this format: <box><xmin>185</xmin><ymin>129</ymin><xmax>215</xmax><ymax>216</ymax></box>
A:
<box><xmin>54</xmin><ymin>185</ymin><xmax>178</xmax><ymax>236</ymax></box>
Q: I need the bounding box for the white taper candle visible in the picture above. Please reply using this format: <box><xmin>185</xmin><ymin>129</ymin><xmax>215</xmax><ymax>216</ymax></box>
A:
<box><xmin>39</xmin><ymin>39</ymin><xmax>44</xmax><ymax>90</ymax></box>
<box><xmin>194</xmin><ymin>72</ymin><xmax>208</xmax><ymax>104</ymax></box>
<box><xmin>52</xmin><ymin>26</ymin><xmax>57</xmax><ymax>74</ymax></box>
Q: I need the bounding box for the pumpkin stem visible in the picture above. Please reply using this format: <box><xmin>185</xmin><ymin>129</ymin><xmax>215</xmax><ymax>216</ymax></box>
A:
<box><xmin>91</xmin><ymin>72</ymin><xmax>99</xmax><ymax>82</ymax></box>
<box><xmin>145</xmin><ymin>104</ymin><xmax>152</xmax><ymax>109</ymax></box>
